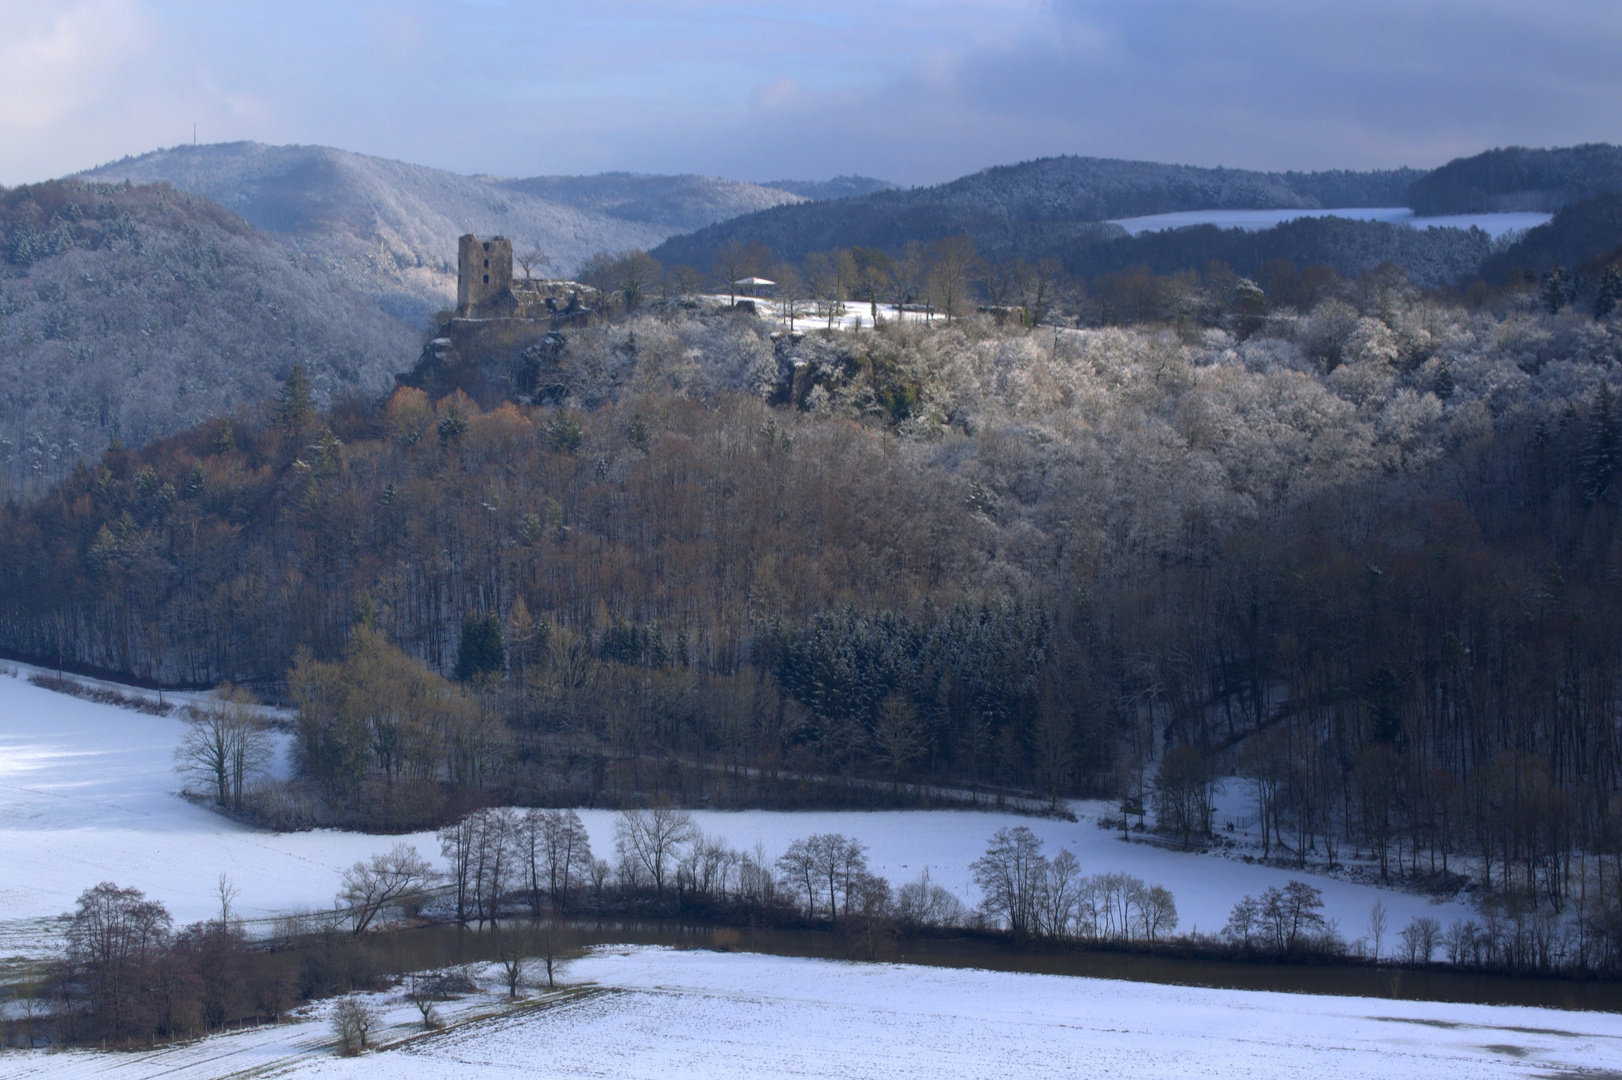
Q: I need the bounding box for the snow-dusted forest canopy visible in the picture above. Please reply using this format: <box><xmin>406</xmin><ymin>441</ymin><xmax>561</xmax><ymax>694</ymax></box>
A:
<box><xmin>0</xmin><ymin>179</ymin><xmax>418</xmax><ymax>498</ymax></box>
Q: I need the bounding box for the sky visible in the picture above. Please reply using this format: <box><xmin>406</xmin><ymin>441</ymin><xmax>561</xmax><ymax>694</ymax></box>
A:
<box><xmin>2</xmin><ymin>0</ymin><xmax>1620</xmax><ymax>188</ymax></box>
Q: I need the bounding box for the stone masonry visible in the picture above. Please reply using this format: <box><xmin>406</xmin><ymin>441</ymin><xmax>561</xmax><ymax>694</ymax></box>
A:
<box><xmin>457</xmin><ymin>234</ymin><xmax>514</xmax><ymax>317</ymax></box>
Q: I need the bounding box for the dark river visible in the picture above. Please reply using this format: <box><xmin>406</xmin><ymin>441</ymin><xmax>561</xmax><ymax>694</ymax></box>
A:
<box><xmin>333</xmin><ymin>918</ymin><xmax>1622</xmax><ymax>1013</ymax></box>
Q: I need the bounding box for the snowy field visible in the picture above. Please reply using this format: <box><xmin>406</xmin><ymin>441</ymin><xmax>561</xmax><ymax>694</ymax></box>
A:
<box><xmin>1106</xmin><ymin>206</ymin><xmax>1552</xmax><ymax>239</ymax></box>
<box><xmin>0</xmin><ymin>664</ymin><xmax>1468</xmax><ymax>969</ymax></box>
<box><xmin>12</xmin><ymin>946</ymin><xmax>1622</xmax><ymax>1080</ymax></box>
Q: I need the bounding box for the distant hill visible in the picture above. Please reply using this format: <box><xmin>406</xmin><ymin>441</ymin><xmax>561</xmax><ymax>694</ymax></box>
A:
<box><xmin>1062</xmin><ymin>215</ymin><xmax>1494</xmax><ymax>290</ymax></box>
<box><xmin>493</xmin><ymin>171</ymin><xmax>807</xmax><ymax>232</ymax></box>
<box><xmin>1407</xmin><ymin>144</ymin><xmax>1622</xmax><ymax>215</ymax></box>
<box><xmin>0</xmin><ymin>178</ymin><xmax>417</xmax><ymax>493</ymax></box>
<box><xmin>760</xmin><ymin>176</ymin><xmax>897</xmax><ymax>201</ymax></box>
<box><xmin>1478</xmin><ymin>193</ymin><xmax>1622</xmax><ymax>282</ymax></box>
<box><xmin>651</xmin><ymin>155</ymin><xmax>1425</xmax><ymax>269</ymax></box>
<box><xmin>1281</xmin><ymin>168</ymin><xmax>1424</xmax><ymax>209</ymax></box>
<box><xmin>81</xmin><ymin>144</ymin><xmax>809</xmax><ymax>324</ymax></box>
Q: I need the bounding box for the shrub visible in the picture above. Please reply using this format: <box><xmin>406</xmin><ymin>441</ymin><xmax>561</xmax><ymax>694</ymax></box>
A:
<box><xmin>331</xmin><ymin>997</ymin><xmax>381</xmax><ymax>1055</ymax></box>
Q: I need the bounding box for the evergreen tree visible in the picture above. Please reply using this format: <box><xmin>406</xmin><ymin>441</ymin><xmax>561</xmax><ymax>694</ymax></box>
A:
<box><xmin>1594</xmin><ymin>266</ymin><xmax>1622</xmax><ymax>320</ymax></box>
<box><xmin>1542</xmin><ymin>264</ymin><xmax>1569</xmax><ymax>314</ymax></box>
<box><xmin>1431</xmin><ymin>361</ymin><xmax>1455</xmax><ymax>400</ymax></box>
<box><xmin>1581</xmin><ymin>382</ymin><xmax>1618</xmax><ymax>503</ymax></box>
<box><xmin>455</xmin><ymin>610</ymin><xmax>505</xmax><ymax>682</ymax></box>
<box><xmin>277</xmin><ymin>365</ymin><xmax>313</xmax><ymax>428</ymax></box>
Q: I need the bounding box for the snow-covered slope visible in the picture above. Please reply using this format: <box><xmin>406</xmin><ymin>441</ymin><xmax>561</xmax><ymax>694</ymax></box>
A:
<box><xmin>0</xmin><ymin>667</ymin><xmax>407</xmax><ymax>963</ymax></box>
<box><xmin>79</xmin><ymin>144</ymin><xmax>808</xmax><ymax>324</ymax></box>
<box><xmin>0</xmin><ymin>665</ymin><xmax>1466</xmax><ymax>966</ymax></box>
<box><xmin>14</xmin><ymin>947</ymin><xmax>1622</xmax><ymax>1079</ymax></box>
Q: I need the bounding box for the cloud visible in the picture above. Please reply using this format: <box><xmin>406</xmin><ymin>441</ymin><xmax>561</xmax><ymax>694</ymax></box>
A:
<box><xmin>635</xmin><ymin>0</ymin><xmax>1622</xmax><ymax>182</ymax></box>
<box><xmin>0</xmin><ymin>0</ymin><xmax>150</xmax><ymax>132</ymax></box>
<box><xmin>4</xmin><ymin>0</ymin><xmax>1621</xmax><ymax>187</ymax></box>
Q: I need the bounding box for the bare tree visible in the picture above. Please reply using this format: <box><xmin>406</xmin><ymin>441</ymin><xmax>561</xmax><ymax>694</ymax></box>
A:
<box><xmin>670</xmin><ymin>264</ymin><xmax>703</xmax><ymax>299</ymax></box>
<box><xmin>64</xmin><ymin>883</ymin><xmax>172</xmax><ymax>1041</ymax></box>
<box><xmin>1153</xmin><ymin>744</ymin><xmax>1212</xmax><ymax>847</ymax></box>
<box><xmin>614</xmin><ymin>806</ymin><xmax>697</xmax><ymax>900</ymax></box>
<box><xmin>712</xmin><ymin>240</ymin><xmax>753</xmax><ymax>307</ymax></box>
<box><xmin>494</xmin><ymin>928</ymin><xmax>529</xmax><ymax>998</ymax></box>
<box><xmin>971</xmin><ymin>826</ymin><xmax>1046</xmax><ymax>935</ymax></box>
<box><xmin>1368</xmin><ymin>900</ymin><xmax>1389</xmax><ymax>962</ymax></box>
<box><xmin>215</xmin><ymin>872</ymin><xmax>239</xmax><ymax>929</ymax></box>
<box><xmin>1024</xmin><ymin>258</ymin><xmax>1060</xmax><ymax>325</ymax></box>
<box><xmin>535</xmin><ymin>917</ymin><xmax>572</xmax><ymax>988</ymax></box>
<box><xmin>928</xmin><ymin>235</ymin><xmax>981</xmax><ymax>323</ymax></box>
<box><xmin>437</xmin><ymin>814</ymin><xmax>477</xmax><ymax>925</ymax></box>
<box><xmin>577</xmin><ymin>251</ymin><xmax>620</xmax><ymax>317</ymax></box>
<box><xmin>777</xmin><ymin>836</ymin><xmax>821</xmax><ymax>920</ymax></box>
<box><xmin>776</xmin><ymin>266</ymin><xmax>808</xmax><ymax>331</ymax></box>
<box><xmin>517</xmin><ymin>808</ymin><xmax>592</xmax><ymax>915</ymax></box>
<box><xmin>470</xmin><ymin>807</ymin><xmax>518</xmax><ymax>924</ymax></box>
<box><xmin>892</xmin><ymin>241</ymin><xmax>928</xmax><ymax>321</ymax></box>
<box><xmin>805</xmin><ymin>252</ymin><xmax>847</xmax><ymax>328</ymax></box>
<box><xmin>614</xmin><ymin>250</ymin><xmax>662</xmax><ymax>310</ymax></box>
<box><xmin>515</xmin><ymin>247</ymin><xmax>550</xmax><ymax>284</ymax></box>
<box><xmin>896</xmin><ymin>868</ymin><xmax>966</xmax><ymax>930</ymax></box>
<box><xmin>403</xmin><ymin>974</ymin><xmax>442</xmax><ymax>1030</ymax></box>
<box><xmin>331</xmin><ymin>997</ymin><xmax>380</xmax><ymax>1055</ymax></box>
<box><xmin>174</xmin><ymin>685</ymin><xmax>272</xmax><ymax>811</ymax></box>
<box><xmin>983</xmin><ymin>258</ymin><xmax>1026</xmax><ymax>311</ymax></box>
<box><xmin>853</xmin><ymin>247</ymin><xmax>894</xmax><ymax>320</ymax></box>
<box><xmin>777</xmin><ymin>833</ymin><xmax>869</xmax><ymax>922</ymax></box>
<box><xmin>1136</xmin><ymin>884</ymin><xmax>1178</xmax><ymax>945</ymax></box>
<box><xmin>338</xmin><ymin>843</ymin><xmax>438</xmax><ymax>933</ymax></box>
<box><xmin>1399</xmin><ymin>916</ymin><xmax>1441</xmax><ymax>964</ymax></box>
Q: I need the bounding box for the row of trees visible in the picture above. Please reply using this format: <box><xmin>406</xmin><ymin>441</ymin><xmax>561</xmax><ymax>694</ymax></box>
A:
<box><xmin>593</xmin><ymin>228</ymin><xmax>1617</xmax><ymax>337</ymax></box>
<box><xmin>569</xmin><ymin>236</ymin><xmax>1063</xmax><ymax>329</ymax></box>
<box><xmin>972</xmin><ymin>826</ymin><xmax>1177</xmax><ymax>943</ymax></box>
<box><xmin>33</xmin><ymin>807</ymin><xmax>1619</xmax><ymax>1050</ymax></box>
<box><xmin>334</xmin><ymin>811</ymin><xmax>1181</xmax><ymax>950</ymax></box>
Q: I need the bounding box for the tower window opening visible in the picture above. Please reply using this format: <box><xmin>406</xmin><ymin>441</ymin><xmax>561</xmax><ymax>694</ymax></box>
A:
<box><xmin>484</xmin><ymin>274</ymin><xmax>490</xmax><ymax>284</ymax></box>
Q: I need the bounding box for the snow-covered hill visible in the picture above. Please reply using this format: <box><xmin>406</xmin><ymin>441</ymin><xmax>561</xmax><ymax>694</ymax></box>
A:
<box><xmin>79</xmin><ymin>144</ymin><xmax>811</xmax><ymax>324</ymax></box>
<box><xmin>0</xmin><ymin>178</ymin><xmax>420</xmax><ymax>494</ymax></box>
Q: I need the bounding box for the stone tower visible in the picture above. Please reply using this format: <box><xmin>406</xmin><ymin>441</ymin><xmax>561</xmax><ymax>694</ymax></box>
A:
<box><xmin>457</xmin><ymin>234</ymin><xmax>513</xmax><ymax>317</ymax></box>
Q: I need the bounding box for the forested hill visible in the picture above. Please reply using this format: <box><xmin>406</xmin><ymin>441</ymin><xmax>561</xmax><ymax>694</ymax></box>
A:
<box><xmin>81</xmin><ymin>143</ymin><xmax>812</xmax><ymax>324</ymax></box>
<box><xmin>650</xmin><ymin>156</ymin><xmax>1422</xmax><ymax>267</ymax></box>
<box><xmin>1407</xmin><ymin>144</ymin><xmax>1622</xmax><ymax>215</ymax></box>
<box><xmin>0</xmin><ymin>178</ymin><xmax>417</xmax><ymax>497</ymax></box>
<box><xmin>1066</xmin><ymin>215</ymin><xmax>1493</xmax><ymax>290</ymax></box>
<box><xmin>1480</xmin><ymin>193</ymin><xmax>1622</xmax><ymax>283</ymax></box>
<box><xmin>3</xmin><ymin>286</ymin><xmax>1620</xmax><ymax>863</ymax></box>
<box><xmin>759</xmin><ymin>176</ymin><xmax>897</xmax><ymax>201</ymax></box>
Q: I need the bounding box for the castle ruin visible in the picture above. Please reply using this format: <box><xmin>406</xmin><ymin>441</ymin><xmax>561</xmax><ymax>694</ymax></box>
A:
<box><xmin>457</xmin><ymin>234</ymin><xmax>514</xmax><ymax>317</ymax></box>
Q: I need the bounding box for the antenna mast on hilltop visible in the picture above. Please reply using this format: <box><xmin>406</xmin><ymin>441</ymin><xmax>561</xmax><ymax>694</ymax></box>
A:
<box><xmin>193</xmin><ymin>123</ymin><xmax>197</xmax><ymax>146</ymax></box>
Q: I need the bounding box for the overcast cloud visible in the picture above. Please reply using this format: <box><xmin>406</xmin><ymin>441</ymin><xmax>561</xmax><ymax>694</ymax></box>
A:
<box><xmin>2</xmin><ymin>0</ymin><xmax>1619</xmax><ymax>186</ymax></box>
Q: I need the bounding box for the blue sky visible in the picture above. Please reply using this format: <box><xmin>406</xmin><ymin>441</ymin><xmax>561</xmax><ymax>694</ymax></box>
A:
<box><xmin>3</xmin><ymin>0</ymin><xmax>1620</xmax><ymax>186</ymax></box>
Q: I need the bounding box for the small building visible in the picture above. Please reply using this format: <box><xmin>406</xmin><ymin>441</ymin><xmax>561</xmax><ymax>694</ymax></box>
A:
<box><xmin>733</xmin><ymin>276</ymin><xmax>776</xmax><ymax>298</ymax></box>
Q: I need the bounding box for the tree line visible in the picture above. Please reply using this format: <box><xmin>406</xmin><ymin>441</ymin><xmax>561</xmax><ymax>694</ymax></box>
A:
<box><xmin>30</xmin><ymin>797</ymin><xmax>1621</xmax><ymax>1051</ymax></box>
